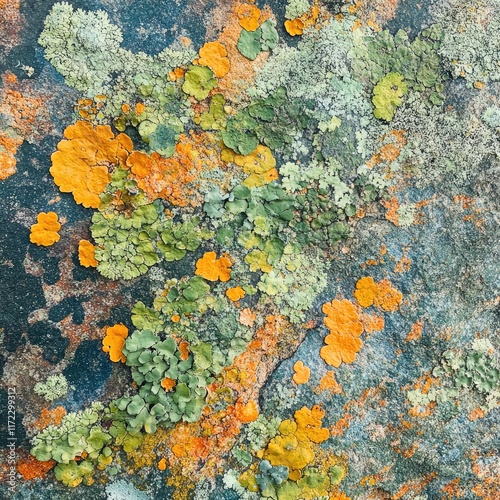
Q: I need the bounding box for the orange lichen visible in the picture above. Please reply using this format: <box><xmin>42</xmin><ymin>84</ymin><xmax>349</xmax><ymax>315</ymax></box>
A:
<box><xmin>161</xmin><ymin>377</ymin><xmax>176</xmax><ymax>392</ymax></box>
<box><xmin>381</xmin><ymin>196</ymin><xmax>401</xmax><ymax>225</ymax></box>
<box><xmin>284</xmin><ymin>18</ymin><xmax>305</xmax><ymax>36</ymax></box>
<box><xmin>234</xmin><ymin>399</ymin><xmax>259</xmax><ymax>423</ymax></box>
<box><xmin>284</xmin><ymin>4</ymin><xmax>320</xmax><ymax>36</ymax></box>
<box><xmin>320</xmin><ymin>332</ymin><xmax>363</xmax><ymax>368</ymax></box>
<box><xmin>78</xmin><ymin>240</ymin><xmax>98</xmax><ymax>268</ymax></box>
<box><xmin>127</xmin><ymin>132</ymin><xmax>212</xmax><ymax>207</ymax></box>
<box><xmin>0</xmin><ymin>72</ymin><xmax>53</xmax><ymax>180</ymax></box>
<box><xmin>102</xmin><ymin>323</ymin><xmax>129</xmax><ymax>363</ymax></box>
<box><xmin>158</xmin><ymin>458</ymin><xmax>167</xmax><ymax>471</ymax></box>
<box><xmin>239</xmin><ymin>307</ymin><xmax>256</xmax><ymax>326</ymax></box>
<box><xmin>292</xmin><ymin>361</ymin><xmax>310</xmax><ymax>385</ymax></box>
<box><xmin>322</xmin><ymin>299</ymin><xmax>363</xmax><ymax>336</ymax></box>
<box><xmin>226</xmin><ymin>286</ymin><xmax>246</xmax><ymax>301</ymax></box>
<box><xmin>469</xmin><ymin>408</ymin><xmax>486</xmax><ymax>421</ymax></box>
<box><xmin>195</xmin><ymin>251</ymin><xmax>232</xmax><ymax>282</ymax></box>
<box><xmin>0</xmin><ymin>129</ymin><xmax>22</xmax><ymax>180</ymax></box>
<box><xmin>29</xmin><ymin>212</ymin><xmax>61</xmax><ymax>246</ymax></box>
<box><xmin>178</xmin><ymin>341</ymin><xmax>190</xmax><ymax>361</ymax></box>
<box><xmin>197</xmin><ymin>41</ymin><xmax>230</xmax><ymax>78</ymax></box>
<box><xmin>354</xmin><ymin>277</ymin><xmax>403</xmax><ymax>312</ymax></box>
<box><xmin>17</xmin><ymin>455</ymin><xmax>55</xmax><ymax>481</ymax></box>
<box><xmin>33</xmin><ymin>406</ymin><xmax>66</xmax><ymax>431</ymax></box>
<box><xmin>374</xmin><ymin>279</ymin><xmax>403</xmax><ymax>311</ymax></box>
<box><xmin>366</xmin><ymin>129</ymin><xmax>406</xmax><ymax>169</ymax></box>
<box><xmin>236</xmin><ymin>3</ymin><xmax>261</xmax><ymax>31</ymax></box>
<box><xmin>360</xmin><ymin>313</ymin><xmax>385</xmax><ymax>333</ymax></box>
<box><xmin>353</xmin><ymin>277</ymin><xmax>379</xmax><ymax>308</ymax></box>
<box><xmin>405</xmin><ymin>319</ymin><xmax>423</xmax><ymax>342</ymax></box>
<box><xmin>315</xmin><ymin>371</ymin><xmax>342</xmax><ymax>395</ymax></box>
<box><xmin>169</xmin><ymin>67</ymin><xmax>186</xmax><ymax>81</ymax></box>
<box><xmin>50</xmin><ymin>121</ymin><xmax>133</xmax><ymax>208</ymax></box>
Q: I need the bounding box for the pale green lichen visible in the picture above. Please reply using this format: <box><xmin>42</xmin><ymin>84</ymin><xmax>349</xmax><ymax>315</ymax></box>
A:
<box><xmin>34</xmin><ymin>374</ymin><xmax>70</xmax><ymax>402</ymax></box>
<box><xmin>432</xmin><ymin>0</ymin><xmax>500</xmax><ymax>86</ymax></box>
<box><xmin>285</xmin><ymin>0</ymin><xmax>311</xmax><ymax>20</ymax></box>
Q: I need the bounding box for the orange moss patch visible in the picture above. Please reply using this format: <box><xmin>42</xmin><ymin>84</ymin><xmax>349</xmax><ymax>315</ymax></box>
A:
<box><xmin>78</xmin><ymin>240</ymin><xmax>98</xmax><ymax>268</ymax></box>
<box><xmin>29</xmin><ymin>212</ymin><xmax>61</xmax><ymax>246</ymax></box>
<box><xmin>394</xmin><ymin>253</ymin><xmax>412</xmax><ymax>273</ymax></box>
<box><xmin>315</xmin><ymin>371</ymin><xmax>342</xmax><ymax>395</ymax></box>
<box><xmin>354</xmin><ymin>277</ymin><xmax>403</xmax><ymax>312</ymax></box>
<box><xmin>127</xmin><ymin>132</ymin><xmax>213</xmax><ymax>207</ymax></box>
<box><xmin>33</xmin><ymin>406</ymin><xmax>66</xmax><ymax>431</ymax></box>
<box><xmin>17</xmin><ymin>455</ymin><xmax>55</xmax><ymax>481</ymax></box>
<box><xmin>350</xmin><ymin>0</ymin><xmax>399</xmax><ymax>31</ymax></box>
<box><xmin>50</xmin><ymin>121</ymin><xmax>133</xmax><ymax>208</ymax></box>
<box><xmin>0</xmin><ymin>71</ymin><xmax>52</xmax><ymax>180</ymax></box>
<box><xmin>405</xmin><ymin>319</ymin><xmax>423</xmax><ymax>342</ymax></box>
<box><xmin>226</xmin><ymin>286</ymin><xmax>245</xmax><ymax>301</ymax></box>
<box><xmin>374</xmin><ymin>279</ymin><xmax>403</xmax><ymax>311</ymax></box>
<box><xmin>236</xmin><ymin>3</ymin><xmax>261</xmax><ymax>31</ymax></box>
<box><xmin>213</xmin><ymin>2</ymin><xmax>272</xmax><ymax>97</ymax></box>
<box><xmin>197</xmin><ymin>41</ymin><xmax>230</xmax><ymax>78</ymax></box>
<box><xmin>102</xmin><ymin>323</ymin><xmax>129</xmax><ymax>363</ymax></box>
<box><xmin>195</xmin><ymin>251</ymin><xmax>232</xmax><ymax>282</ymax></box>
<box><xmin>292</xmin><ymin>361</ymin><xmax>310</xmax><ymax>385</ymax></box>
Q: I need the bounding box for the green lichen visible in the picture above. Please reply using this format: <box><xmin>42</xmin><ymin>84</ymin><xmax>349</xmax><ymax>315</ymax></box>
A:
<box><xmin>34</xmin><ymin>374</ymin><xmax>70</xmax><ymax>402</ymax></box>
<box><xmin>182</xmin><ymin>65</ymin><xmax>217</xmax><ymax>101</ymax></box>
<box><xmin>372</xmin><ymin>72</ymin><xmax>408</xmax><ymax>121</ymax></box>
<box><xmin>285</xmin><ymin>0</ymin><xmax>311</xmax><ymax>20</ymax></box>
<box><xmin>237</xmin><ymin>20</ymin><xmax>279</xmax><ymax>61</ymax></box>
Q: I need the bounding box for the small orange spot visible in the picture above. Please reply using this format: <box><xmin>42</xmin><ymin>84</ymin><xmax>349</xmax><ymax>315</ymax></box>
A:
<box><xmin>161</xmin><ymin>377</ymin><xmax>176</xmax><ymax>392</ymax></box>
<box><xmin>121</xmin><ymin>103</ymin><xmax>131</xmax><ymax>113</ymax></box>
<box><xmin>171</xmin><ymin>315</ymin><xmax>181</xmax><ymax>323</ymax></box>
<box><xmin>158</xmin><ymin>457</ymin><xmax>167</xmax><ymax>470</ymax></box>
<box><xmin>406</xmin><ymin>319</ymin><xmax>423</xmax><ymax>342</ymax></box>
<box><xmin>179</xmin><ymin>341</ymin><xmax>190</xmax><ymax>361</ymax></box>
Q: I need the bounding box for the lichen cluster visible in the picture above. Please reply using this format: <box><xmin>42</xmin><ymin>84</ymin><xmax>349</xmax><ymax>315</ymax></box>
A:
<box><xmin>0</xmin><ymin>0</ymin><xmax>495</xmax><ymax>498</ymax></box>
